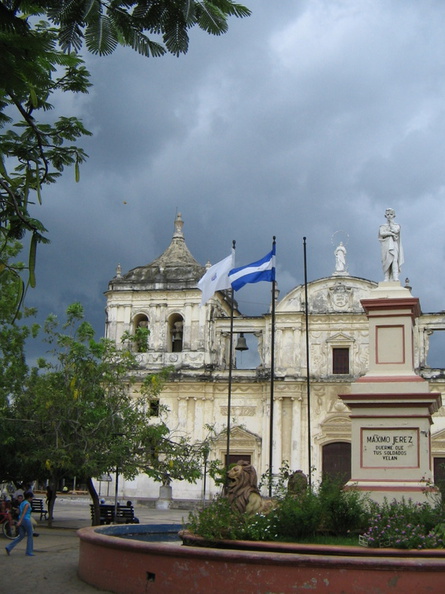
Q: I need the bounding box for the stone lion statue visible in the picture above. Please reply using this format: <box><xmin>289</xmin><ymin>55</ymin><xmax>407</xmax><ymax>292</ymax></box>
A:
<box><xmin>226</xmin><ymin>460</ymin><xmax>273</xmax><ymax>516</ymax></box>
<box><xmin>287</xmin><ymin>470</ymin><xmax>308</xmax><ymax>497</ymax></box>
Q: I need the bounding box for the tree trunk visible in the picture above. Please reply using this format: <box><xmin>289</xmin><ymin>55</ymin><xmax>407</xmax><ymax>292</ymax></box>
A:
<box><xmin>87</xmin><ymin>477</ymin><xmax>100</xmax><ymax>526</ymax></box>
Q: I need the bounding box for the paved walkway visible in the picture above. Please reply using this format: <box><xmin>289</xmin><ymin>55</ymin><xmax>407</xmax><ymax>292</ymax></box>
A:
<box><xmin>0</xmin><ymin>498</ymin><xmax>189</xmax><ymax>593</ymax></box>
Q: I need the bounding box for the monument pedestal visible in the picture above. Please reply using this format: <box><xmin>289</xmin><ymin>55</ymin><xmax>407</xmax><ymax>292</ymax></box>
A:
<box><xmin>340</xmin><ymin>283</ymin><xmax>442</xmax><ymax>503</ymax></box>
<box><xmin>156</xmin><ymin>484</ymin><xmax>173</xmax><ymax>510</ymax></box>
<box><xmin>342</xmin><ymin>391</ymin><xmax>440</xmax><ymax>503</ymax></box>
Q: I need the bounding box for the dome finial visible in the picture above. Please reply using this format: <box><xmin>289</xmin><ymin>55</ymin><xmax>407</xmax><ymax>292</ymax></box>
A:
<box><xmin>173</xmin><ymin>212</ymin><xmax>184</xmax><ymax>239</ymax></box>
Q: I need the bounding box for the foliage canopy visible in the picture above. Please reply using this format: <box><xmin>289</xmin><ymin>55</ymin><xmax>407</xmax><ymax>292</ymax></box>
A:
<box><xmin>1</xmin><ymin>303</ymin><xmax>208</xmax><ymax>522</ymax></box>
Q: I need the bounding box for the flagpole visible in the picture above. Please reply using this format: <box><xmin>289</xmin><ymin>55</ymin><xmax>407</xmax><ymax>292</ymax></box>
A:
<box><xmin>223</xmin><ymin>242</ymin><xmax>275</xmax><ymax>491</ymax></box>
<box><xmin>303</xmin><ymin>237</ymin><xmax>312</xmax><ymax>489</ymax></box>
<box><xmin>225</xmin><ymin>240</ymin><xmax>236</xmax><ymax>487</ymax></box>
<box><xmin>268</xmin><ymin>236</ymin><xmax>276</xmax><ymax>497</ymax></box>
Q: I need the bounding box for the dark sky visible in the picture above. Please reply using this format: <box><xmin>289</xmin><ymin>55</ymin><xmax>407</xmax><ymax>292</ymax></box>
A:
<box><xmin>22</xmin><ymin>1</ymin><xmax>445</xmax><ymax>360</ymax></box>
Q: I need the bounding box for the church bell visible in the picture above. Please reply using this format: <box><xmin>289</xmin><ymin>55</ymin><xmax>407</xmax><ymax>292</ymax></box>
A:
<box><xmin>235</xmin><ymin>332</ymin><xmax>248</xmax><ymax>351</ymax></box>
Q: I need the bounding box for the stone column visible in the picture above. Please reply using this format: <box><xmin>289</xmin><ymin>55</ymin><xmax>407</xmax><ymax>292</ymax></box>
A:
<box><xmin>272</xmin><ymin>397</ymin><xmax>283</xmax><ymax>474</ymax></box>
<box><xmin>290</xmin><ymin>396</ymin><xmax>302</xmax><ymax>471</ymax></box>
<box><xmin>177</xmin><ymin>398</ymin><xmax>188</xmax><ymax>432</ymax></box>
<box><xmin>281</xmin><ymin>397</ymin><xmax>292</xmax><ymax>465</ymax></box>
<box><xmin>194</xmin><ymin>397</ymin><xmax>205</xmax><ymax>442</ymax></box>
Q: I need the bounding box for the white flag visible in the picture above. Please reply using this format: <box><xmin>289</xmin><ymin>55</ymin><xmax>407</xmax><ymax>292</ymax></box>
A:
<box><xmin>197</xmin><ymin>251</ymin><xmax>234</xmax><ymax>306</ymax></box>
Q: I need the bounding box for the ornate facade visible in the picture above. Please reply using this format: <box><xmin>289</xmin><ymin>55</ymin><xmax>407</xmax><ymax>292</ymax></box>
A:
<box><xmin>103</xmin><ymin>214</ymin><xmax>445</xmax><ymax>501</ymax></box>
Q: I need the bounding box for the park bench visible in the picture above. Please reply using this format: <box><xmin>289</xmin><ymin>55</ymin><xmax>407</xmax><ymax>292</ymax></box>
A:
<box><xmin>90</xmin><ymin>504</ymin><xmax>139</xmax><ymax>525</ymax></box>
<box><xmin>31</xmin><ymin>498</ymin><xmax>48</xmax><ymax>520</ymax></box>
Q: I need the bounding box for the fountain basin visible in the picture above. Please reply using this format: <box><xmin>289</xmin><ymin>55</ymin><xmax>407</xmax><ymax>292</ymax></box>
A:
<box><xmin>77</xmin><ymin>525</ymin><xmax>445</xmax><ymax>594</ymax></box>
<box><xmin>98</xmin><ymin>523</ymin><xmax>181</xmax><ymax>543</ymax></box>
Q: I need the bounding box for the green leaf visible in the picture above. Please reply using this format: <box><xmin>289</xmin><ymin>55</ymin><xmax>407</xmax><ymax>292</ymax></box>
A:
<box><xmin>196</xmin><ymin>2</ymin><xmax>228</xmax><ymax>36</ymax></box>
<box><xmin>0</xmin><ymin>154</ymin><xmax>11</xmax><ymax>180</ymax></box>
<box><xmin>85</xmin><ymin>14</ymin><xmax>118</xmax><ymax>56</ymax></box>
<box><xmin>29</xmin><ymin>87</ymin><xmax>38</xmax><ymax>108</ymax></box>
<box><xmin>163</xmin><ymin>21</ymin><xmax>190</xmax><ymax>56</ymax></box>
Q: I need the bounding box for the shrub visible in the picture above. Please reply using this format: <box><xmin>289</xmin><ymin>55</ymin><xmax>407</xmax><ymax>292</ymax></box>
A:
<box><xmin>240</xmin><ymin>512</ymin><xmax>278</xmax><ymax>541</ymax></box>
<box><xmin>362</xmin><ymin>499</ymin><xmax>445</xmax><ymax>549</ymax></box>
<box><xmin>187</xmin><ymin>478</ymin><xmax>371</xmax><ymax>543</ymax></box>
<box><xmin>271</xmin><ymin>491</ymin><xmax>322</xmax><ymax>539</ymax></box>
<box><xmin>187</xmin><ymin>484</ymin><xmax>445</xmax><ymax>550</ymax></box>
<box><xmin>187</xmin><ymin>497</ymin><xmax>279</xmax><ymax>541</ymax></box>
<box><xmin>318</xmin><ymin>479</ymin><xmax>371</xmax><ymax>535</ymax></box>
<box><xmin>187</xmin><ymin>497</ymin><xmax>243</xmax><ymax>540</ymax></box>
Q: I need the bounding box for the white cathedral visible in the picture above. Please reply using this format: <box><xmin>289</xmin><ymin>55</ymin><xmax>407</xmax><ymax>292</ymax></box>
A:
<box><xmin>101</xmin><ymin>214</ymin><xmax>445</xmax><ymax>503</ymax></box>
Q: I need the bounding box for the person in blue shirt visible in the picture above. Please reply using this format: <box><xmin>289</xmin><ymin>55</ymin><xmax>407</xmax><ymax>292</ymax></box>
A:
<box><xmin>5</xmin><ymin>491</ymin><xmax>35</xmax><ymax>556</ymax></box>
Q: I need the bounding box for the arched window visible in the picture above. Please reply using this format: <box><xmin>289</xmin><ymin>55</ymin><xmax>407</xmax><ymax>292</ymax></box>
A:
<box><xmin>168</xmin><ymin>314</ymin><xmax>184</xmax><ymax>352</ymax></box>
<box><xmin>132</xmin><ymin>314</ymin><xmax>149</xmax><ymax>352</ymax></box>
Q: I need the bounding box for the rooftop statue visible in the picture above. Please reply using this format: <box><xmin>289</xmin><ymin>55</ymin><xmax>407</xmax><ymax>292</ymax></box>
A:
<box><xmin>379</xmin><ymin>208</ymin><xmax>404</xmax><ymax>282</ymax></box>
<box><xmin>334</xmin><ymin>242</ymin><xmax>347</xmax><ymax>274</ymax></box>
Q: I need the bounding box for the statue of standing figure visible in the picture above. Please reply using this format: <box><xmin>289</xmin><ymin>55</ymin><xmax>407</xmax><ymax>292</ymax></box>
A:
<box><xmin>379</xmin><ymin>208</ymin><xmax>404</xmax><ymax>282</ymax></box>
<box><xmin>334</xmin><ymin>242</ymin><xmax>347</xmax><ymax>274</ymax></box>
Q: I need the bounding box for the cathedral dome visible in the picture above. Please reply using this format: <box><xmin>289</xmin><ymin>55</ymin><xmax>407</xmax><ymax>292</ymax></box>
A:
<box><xmin>109</xmin><ymin>213</ymin><xmax>204</xmax><ymax>290</ymax></box>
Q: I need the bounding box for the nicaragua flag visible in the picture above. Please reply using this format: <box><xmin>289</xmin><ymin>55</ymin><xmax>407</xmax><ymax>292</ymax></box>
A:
<box><xmin>197</xmin><ymin>251</ymin><xmax>235</xmax><ymax>305</ymax></box>
<box><xmin>229</xmin><ymin>246</ymin><xmax>276</xmax><ymax>291</ymax></box>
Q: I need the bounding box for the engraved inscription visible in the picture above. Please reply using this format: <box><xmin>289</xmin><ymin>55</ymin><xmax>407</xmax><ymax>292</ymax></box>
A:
<box><xmin>362</xmin><ymin>429</ymin><xmax>418</xmax><ymax>467</ymax></box>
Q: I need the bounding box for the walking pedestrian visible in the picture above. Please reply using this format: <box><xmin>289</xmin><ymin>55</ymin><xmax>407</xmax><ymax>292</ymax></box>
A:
<box><xmin>5</xmin><ymin>491</ymin><xmax>35</xmax><ymax>556</ymax></box>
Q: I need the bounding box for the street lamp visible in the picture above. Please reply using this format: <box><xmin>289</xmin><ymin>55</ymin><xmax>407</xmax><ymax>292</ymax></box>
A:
<box><xmin>113</xmin><ymin>433</ymin><xmax>124</xmax><ymax>523</ymax></box>
<box><xmin>114</xmin><ymin>465</ymin><xmax>119</xmax><ymax>523</ymax></box>
<box><xmin>201</xmin><ymin>444</ymin><xmax>210</xmax><ymax>504</ymax></box>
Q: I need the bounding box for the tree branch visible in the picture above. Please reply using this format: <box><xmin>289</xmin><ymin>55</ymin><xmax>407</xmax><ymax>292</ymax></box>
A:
<box><xmin>8</xmin><ymin>91</ymin><xmax>50</xmax><ymax>183</ymax></box>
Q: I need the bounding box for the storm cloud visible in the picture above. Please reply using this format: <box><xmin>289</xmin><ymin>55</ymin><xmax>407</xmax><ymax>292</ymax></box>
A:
<box><xmin>25</xmin><ymin>1</ymin><xmax>445</xmax><ymax>355</ymax></box>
